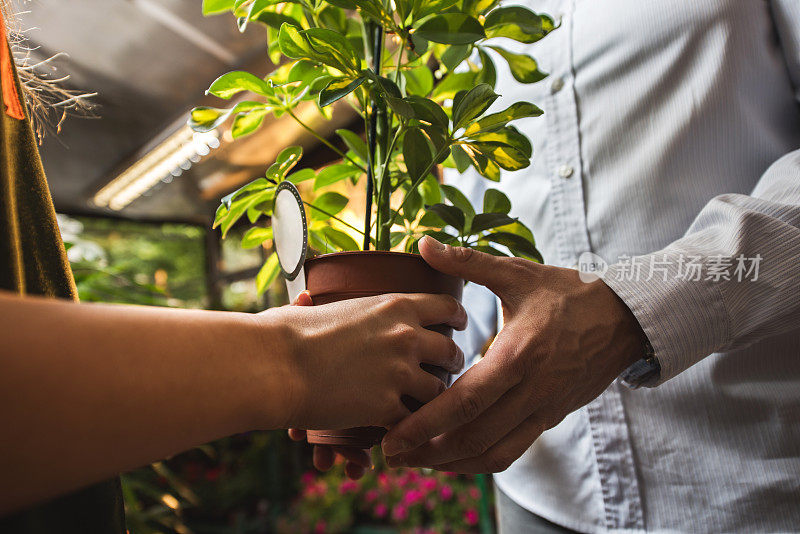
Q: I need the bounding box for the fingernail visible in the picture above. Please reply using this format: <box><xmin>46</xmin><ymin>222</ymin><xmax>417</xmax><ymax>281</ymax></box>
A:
<box><xmin>422</xmin><ymin>235</ymin><xmax>445</xmax><ymax>251</ymax></box>
<box><xmin>382</xmin><ymin>438</ymin><xmax>410</xmax><ymax>457</ymax></box>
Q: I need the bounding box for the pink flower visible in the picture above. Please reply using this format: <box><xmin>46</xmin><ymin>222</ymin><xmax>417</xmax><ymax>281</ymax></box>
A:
<box><xmin>403</xmin><ymin>489</ymin><xmax>424</xmax><ymax>506</ymax></box>
<box><xmin>300</xmin><ymin>472</ymin><xmax>316</xmax><ymax>486</ymax></box>
<box><xmin>464</xmin><ymin>508</ymin><xmax>479</xmax><ymax>526</ymax></box>
<box><xmin>365</xmin><ymin>489</ymin><xmax>379</xmax><ymax>503</ymax></box>
<box><xmin>339</xmin><ymin>480</ymin><xmax>359</xmax><ymax>494</ymax></box>
<box><xmin>468</xmin><ymin>486</ymin><xmax>481</xmax><ymax>500</ymax></box>
<box><xmin>378</xmin><ymin>472</ymin><xmax>390</xmax><ymax>488</ymax></box>
<box><xmin>392</xmin><ymin>504</ymin><xmax>409</xmax><ymax>521</ymax></box>
<box><xmin>440</xmin><ymin>485</ymin><xmax>453</xmax><ymax>500</ymax></box>
<box><xmin>374</xmin><ymin>503</ymin><xmax>389</xmax><ymax>518</ymax></box>
<box><xmin>421</xmin><ymin>478</ymin><xmax>438</xmax><ymax>491</ymax></box>
<box><xmin>314</xmin><ymin>520</ymin><xmax>327</xmax><ymax>534</ymax></box>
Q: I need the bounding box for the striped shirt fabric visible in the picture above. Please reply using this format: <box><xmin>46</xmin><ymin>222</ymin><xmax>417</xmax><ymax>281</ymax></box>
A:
<box><xmin>449</xmin><ymin>1</ymin><xmax>800</xmax><ymax>532</ymax></box>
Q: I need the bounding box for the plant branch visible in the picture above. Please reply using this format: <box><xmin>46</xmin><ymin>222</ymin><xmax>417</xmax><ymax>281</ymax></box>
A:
<box><xmin>302</xmin><ymin>201</ymin><xmax>365</xmax><ymax>235</ymax></box>
<box><xmin>284</xmin><ymin>109</ymin><xmax>368</xmax><ymax>173</ymax></box>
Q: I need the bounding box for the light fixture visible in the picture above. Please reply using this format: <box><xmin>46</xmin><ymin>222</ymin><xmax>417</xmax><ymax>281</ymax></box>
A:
<box><xmin>93</xmin><ymin>126</ymin><xmax>220</xmax><ymax>211</ymax></box>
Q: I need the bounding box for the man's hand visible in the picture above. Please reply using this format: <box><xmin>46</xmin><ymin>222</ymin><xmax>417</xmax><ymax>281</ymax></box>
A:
<box><xmin>381</xmin><ymin>236</ymin><xmax>646</xmax><ymax>473</ymax></box>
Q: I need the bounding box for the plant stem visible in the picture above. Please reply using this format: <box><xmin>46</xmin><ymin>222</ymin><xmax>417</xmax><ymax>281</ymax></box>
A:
<box><xmin>285</xmin><ymin>109</ymin><xmax>368</xmax><ymax>174</ymax></box>
<box><xmin>375</xmin><ymin>126</ymin><xmax>405</xmax><ymax>248</ymax></box>
<box><xmin>363</xmin><ymin>21</ymin><xmax>384</xmax><ymax>250</ymax></box>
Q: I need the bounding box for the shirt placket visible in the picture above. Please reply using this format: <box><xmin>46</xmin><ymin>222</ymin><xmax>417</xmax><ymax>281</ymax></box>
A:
<box><xmin>544</xmin><ymin>1</ymin><xmax>645</xmax><ymax>531</ymax></box>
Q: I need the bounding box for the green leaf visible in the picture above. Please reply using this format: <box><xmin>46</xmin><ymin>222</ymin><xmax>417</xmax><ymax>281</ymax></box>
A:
<box><xmin>441</xmin><ymin>44</ymin><xmax>472</xmax><ymax>71</ymax></box>
<box><xmin>476</xmin><ymin>47</ymin><xmax>497</xmax><ymax>87</ymax></box>
<box><xmin>319</xmin><ymin>76</ymin><xmax>366</xmax><ymax>107</ymax></box>
<box><xmin>384</xmin><ymin>95</ymin><xmax>416</xmax><ymax>119</ymax></box>
<box><xmin>336</xmin><ymin>129</ymin><xmax>368</xmax><ymax>162</ymax></box>
<box><xmin>256</xmin><ymin>253</ymin><xmax>281</xmax><ymax>294</ymax></box>
<box><xmin>484</xmin><ymin>231</ymin><xmax>542</xmax><ymax>262</ymax></box>
<box><xmin>470</xmin><ymin>212</ymin><xmax>516</xmax><ymax>234</ymax></box>
<box><xmin>266</xmin><ymin>146</ymin><xmax>303</xmax><ymax>181</ymax></box>
<box><xmin>390</xmin><ymin>232</ymin><xmax>407</xmax><ymax>247</ymax></box>
<box><xmin>450</xmin><ymin>144</ymin><xmax>472</xmax><ymax>172</ymax></box>
<box><xmin>431</xmin><ymin>70</ymin><xmax>479</xmax><ymax>101</ymax></box>
<box><xmin>440</xmin><ymin>184</ymin><xmax>475</xmax><ymax>227</ymax></box>
<box><xmin>311</xmin><ymin>192</ymin><xmax>349</xmax><ymax>220</ymax></box>
<box><xmin>288</xmin><ymin>60</ymin><xmax>327</xmax><ymax>85</ymax></box>
<box><xmin>402</xmin><ymin>185</ymin><xmax>423</xmax><ymax>222</ymax></box>
<box><xmin>483</xmin><ymin>188</ymin><xmax>511</xmax><ymax>214</ymax></box>
<box><xmin>472</xmin><ymin>125</ymin><xmax>532</xmax><ymax>158</ymax></box>
<box><xmin>188</xmin><ymin>101</ymin><xmax>265</xmax><ymax>133</ymax></box>
<box><xmin>321</xmin><ymin>226</ymin><xmax>360</xmax><ymax>251</ymax></box>
<box><xmin>472</xmin><ymin>141</ymin><xmax>530</xmax><ymax>170</ymax></box>
<box><xmin>464</xmin><ymin>101</ymin><xmax>543</xmax><ymax>136</ymax></box>
<box><xmin>406</xmin><ymin>96</ymin><xmax>449</xmax><ymax>129</ymax></box>
<box><xmin>484</xmin><ymin>6</ymin><xmax>547</xmax><ymax>43</ymax></box>
<box><xmin>425</xmin><ymin>203</ymin><xmax>465</xmax><ymax>231</ymax></box>
<box><xmin>252</xmin><ymin>9</ymin><xmax>302</xmax><ymax>30</ymax></box>
<box><xmin>403</xmin><ymin>66</ymin><xmax>434</xmax><ymax>96</ymax></box>
<box><xmin>414</xmin><ymin>0</ymin><xmax>458</xmax><ymax>20</ymax></box>
<box><xmin>231</xmin><ymin>108</ymin><xmax>269</xmax><ymax>138</ymax></box>
<box><xmin>207</xmin><ymin>71</ymin><xmax>273</xmax><ymax>100</ymax></box>
<box><xmin>419</xmin><ymin>210</ymin><xmax>446</xmax><ymax>227</ymax></box>
<box><xmin>487</xmin><ymin>46</ymin><xmax>548</xmax><ymax>84</ymax></box>
<box><xmin>314</xmin><ymin>163</ymin><xmax>360</xmax><ymax>190</ymax></box>
<box><xmin>279</xmin><ymin>24</ymin><xmax>359</xmax><ymax>75</ymax></box>
<box><xmin>304</xmin><ymin>28</ymin><xmax>361</xmax><ymax>73</ymax></box>
<box><xmin>242</xmin><ymin>227</ymin><xmax>274</xmax><ymax>248</ymax></box>
<box><xmin>420</xmin><ymin>175</ymin><xmax>442</xmax><ymax>205</ymax></box>
<box><xmin>461</xmin><ymin>144</ymin><xmax>501</xmax><ymax>180</ymax></box>
<box><xmin>287</xmin><ymin>168</ymin><xmax>316</xmax><ymax>184</ymax></box>
<box><xmin>452</xmin><ymin>83</ymin><xmax>499</xmax><ymax>131</ymax></box>
<box><xmin>415</xmin><ymin>14</ymin><xmax>486</xmax><ymax>45</ymax></box>
<box><xmin>218</xmin><ymin>189</ymin><xmax>275</xmax><ymax>237</ymax></box>
<box><xmin>221</xmin><ymin>177</ymin><xmax>272</xmax><ymax>208</ymax></box>
<box><xmin>202</xmin><ymin>0</ymin><xmax>234</xmax><ymax>15</ymax></box>
<box><xmin>403</xmin><ymin>128</ymin><xmax>434</xmax><ymax>182</ymax></box>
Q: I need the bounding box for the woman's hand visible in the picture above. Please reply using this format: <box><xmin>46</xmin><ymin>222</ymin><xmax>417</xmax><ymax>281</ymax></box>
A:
<box><xmin>255</xmin><ymin>292</ymin><xmax>467</xmax><ymax>431</ymax></box>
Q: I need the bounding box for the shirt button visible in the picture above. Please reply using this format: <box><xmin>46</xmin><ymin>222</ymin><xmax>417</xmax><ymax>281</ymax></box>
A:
<box><xmin>550</xmin><ymin>77</ymin><xmax>565</xmax><ymax>94</ymax></box>
<box><xmin>557</xmin><ymin>164</ymin><xmax>574</xmax><ymax>178</ymax></box>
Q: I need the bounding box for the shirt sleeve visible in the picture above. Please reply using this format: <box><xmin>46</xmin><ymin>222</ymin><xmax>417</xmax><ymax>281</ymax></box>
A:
<box><xmin>602</xmin><ymin>2</ymin><xmax>800</xmax><ymax>386</ymax></box>
<box><xmin>603</xmin><ymin>149</ymin><xmax>800</xmax><ymax>385</ymax></box>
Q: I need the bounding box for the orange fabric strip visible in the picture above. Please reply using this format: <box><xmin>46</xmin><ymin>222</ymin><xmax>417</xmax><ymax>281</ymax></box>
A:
<box><xmin>0</xmin><ymin>9</ymin><xmax>24</xmax><ymax>120</ymax></box>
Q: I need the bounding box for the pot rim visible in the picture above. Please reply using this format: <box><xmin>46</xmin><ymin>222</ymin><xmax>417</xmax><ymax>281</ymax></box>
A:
<box><xmin>305</xmin><ymin>250</ymin><xmax>423</xmax><ymax>264</ymax></box>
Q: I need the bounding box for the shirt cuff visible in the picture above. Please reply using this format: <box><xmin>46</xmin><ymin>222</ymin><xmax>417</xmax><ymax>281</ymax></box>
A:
<box><xmin>601</xmin><ymin>252</ymin><xmax>730</xmax><ymax>385</ymax></box>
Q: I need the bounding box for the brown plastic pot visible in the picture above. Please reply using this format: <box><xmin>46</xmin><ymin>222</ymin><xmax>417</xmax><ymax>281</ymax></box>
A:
<box><xmin>303</xmin><ymin>251</ymin><xmax>463</xmax><ymax>449</ymax></box>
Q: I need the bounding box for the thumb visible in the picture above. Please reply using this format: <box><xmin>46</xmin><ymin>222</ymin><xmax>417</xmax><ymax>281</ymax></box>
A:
<box><xmin>419</xmin><ymin>235</ymin><xmax>513</xmax><ymax>294</ymax></box>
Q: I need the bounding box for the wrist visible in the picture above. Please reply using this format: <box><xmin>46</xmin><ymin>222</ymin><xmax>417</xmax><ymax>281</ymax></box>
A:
<box><xmin>237</xmin><ymin>309</ymin><xmax>301</xmax><ymax>431</ymax></box>
<box><xmin>592</xmin><ymin>278</ymin><xmax>647</xmax><ymax>372</ymax></box>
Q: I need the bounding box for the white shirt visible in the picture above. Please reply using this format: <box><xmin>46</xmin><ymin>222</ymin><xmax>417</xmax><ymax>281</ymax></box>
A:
<box><xmin>449</xmin><ymin>1</ymin><xmax>800</xmax><ymax>532</ymax></box>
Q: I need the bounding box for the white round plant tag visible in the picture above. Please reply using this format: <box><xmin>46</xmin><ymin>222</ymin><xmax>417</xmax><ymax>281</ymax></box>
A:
<box><xmin>272</xmin><ymin>181</ymin><xmax>308</xmax><ymax>301</ymax></box>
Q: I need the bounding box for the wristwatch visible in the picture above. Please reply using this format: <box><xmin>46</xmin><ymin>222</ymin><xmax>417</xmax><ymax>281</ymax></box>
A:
<box><xmin>620</xmin><ymin>339</ymin><xmax>661</xmax><ymax>389</ymax></box>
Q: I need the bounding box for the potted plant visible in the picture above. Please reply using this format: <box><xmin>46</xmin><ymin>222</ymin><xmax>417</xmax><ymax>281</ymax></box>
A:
<box><xmin>191</xmin><ymin>0</ymin><xmax>552</xmax><ymax>446</ymax></box>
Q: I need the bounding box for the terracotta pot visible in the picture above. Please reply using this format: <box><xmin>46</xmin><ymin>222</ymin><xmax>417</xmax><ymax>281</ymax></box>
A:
<box><xmin>304</xmin><ymin>251</ymin><xmax>463</xmax><ymax>448</ymax></box>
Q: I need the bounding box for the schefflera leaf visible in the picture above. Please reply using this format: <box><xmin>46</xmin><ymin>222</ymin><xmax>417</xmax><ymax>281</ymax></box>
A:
<box><xmin>415</xmin><ymin>13</ymin><xmax>486</xmax><ymax>45</ymax></box>
<box><xmin>188</xmin><ymin>101</ymin><xmax>266</xmax><ymax>133</ymax></box>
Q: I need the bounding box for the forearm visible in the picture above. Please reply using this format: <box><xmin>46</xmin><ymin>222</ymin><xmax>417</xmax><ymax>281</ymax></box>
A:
<box><xmin>0</xmin><ymin>291</ymin><xmax>291</xmax><ymax>513</ymax></box>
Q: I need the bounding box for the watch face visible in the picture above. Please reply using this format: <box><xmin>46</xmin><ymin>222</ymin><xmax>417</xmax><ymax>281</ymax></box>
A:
<box><xmin>272</xmin><ymin>181</ymin><xmax>307</xmax><ymax>281</ymax></box>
